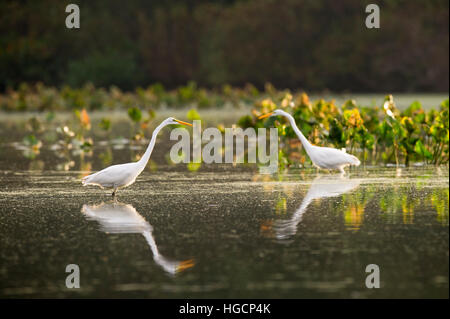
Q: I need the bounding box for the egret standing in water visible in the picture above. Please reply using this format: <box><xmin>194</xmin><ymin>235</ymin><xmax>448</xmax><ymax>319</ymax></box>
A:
<box><xmin>259</xmin><ymin>109</ymin><xmax>360</xmax><ymax>174</ymax></box>
<box><xmin>82</xmin><ymin>117</ymin><xmax>192</xmax><ymax>196</ymax></box>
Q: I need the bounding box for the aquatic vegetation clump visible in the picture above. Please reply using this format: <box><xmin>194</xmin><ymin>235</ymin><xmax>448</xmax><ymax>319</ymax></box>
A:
<box><xmin>239</xmin><ymin>94</ymin><xmax>449</xmax><ymax>166</ymax></box>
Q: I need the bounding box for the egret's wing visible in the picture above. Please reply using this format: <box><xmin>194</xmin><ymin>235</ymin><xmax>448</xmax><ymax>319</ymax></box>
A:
<box><xmin>313</xmin><ymin>147</ymin><xmax>359</xmax><ymax>167</ymax></box>
<box><xmin>82</xmin><ymin>163</ymin><xmax>134</xmax><ymax>187</ymax></box>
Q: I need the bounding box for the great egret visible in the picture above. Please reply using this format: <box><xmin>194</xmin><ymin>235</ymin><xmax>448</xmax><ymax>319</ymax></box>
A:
<box><xmin>259</xmin><ymin>109</ymin><xmax>360</xmax><ymax>173</ymax></box>
<box><xmin>273</xmin><ymin>176</ymin><xmax>361</xmax><ymax>240</ymax></box>
<box><xmin>82</xmin><ymin>117</ymin><xmax>192</xmax><ymax>196</ymax></box>
<box><xmin>82</xmin><ymin>201</ymin><xmax>195</xmax><ymax>275</ymax></box>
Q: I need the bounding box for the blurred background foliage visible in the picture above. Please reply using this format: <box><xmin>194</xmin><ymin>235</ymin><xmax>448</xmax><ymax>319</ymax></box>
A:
<box><xmin>0</xmin><ymin>0</ymin><xmax>448</xmax><ymax>92</ymax></box>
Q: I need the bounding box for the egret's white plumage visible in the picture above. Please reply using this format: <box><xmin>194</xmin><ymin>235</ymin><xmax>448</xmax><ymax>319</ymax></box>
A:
<box><xmin>273</xmin><ymin>176</ymin><xmax>361</xmax><ymax>239</ymax></box>
<box><xmin>82</xmin><ymin>201</ymin><xmax>194</xmax><ymax>275</ymax></box>
<box><xmin>82</xmin><ymin>117</ymin><xmax>192</xmax><ymax>196</ymax></box>
<box><xmin>259</xmin><ymin>109</ymin><xmax>360</xmax><ymax>173</ymax></box>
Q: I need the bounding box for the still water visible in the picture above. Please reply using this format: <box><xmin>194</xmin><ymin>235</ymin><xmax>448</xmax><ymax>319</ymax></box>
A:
<box><xmin>0</xmin><ymin>152</ymin><xmax>448</xmax><ymax>298</ymax></box>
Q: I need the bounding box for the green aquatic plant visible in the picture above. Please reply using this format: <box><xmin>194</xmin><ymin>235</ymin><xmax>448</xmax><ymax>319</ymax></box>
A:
<box><xmin>187</xmin><ymin>109</ymin><xmax>201</xmax><ymax>121</ymax></box>
<box><xmin>128</xmin><ymin>107</ymin><xmax>142</xmax><ymax>123</ymax></box>
<box><xmin>127</xmin><ymin>107</ymin><xmax>144</xmax><ymax>141</ymax></box>
<box><xmin>429</xmin><ymin>100</ymin><xmax>449</xmax><ymax>165</ymax></box>
<box><xmin>187</xmin><ymin>162</ymin><xmax>202</xmax><ymax>172</ymax></box>
<box><xmin>48</xmin><ymin>109</ymin><xmax>94</xmax><ymax>158</ymax></box>
<box><xmin>73</xmin><ymin>109</ymin><xmax>93</xmax><ymax>153</ymax></box>
<box><xmin>99</xmin><ymin>118</ymin><xmax>111</xmax><ymax>131</ymax></box>
<box><xmin>127</xmin><ymin>107</ymin><xmax>156</xmax><ymax>143</ymax></box>
<box><xmin>21</xmin><ymin>134</ymin><xmax>42</xmax><ymax>159</ymax></box>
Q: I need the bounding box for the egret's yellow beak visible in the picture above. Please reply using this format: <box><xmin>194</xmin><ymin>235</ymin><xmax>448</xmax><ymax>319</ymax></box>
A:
<box><xmin>258</xmin><ymin>112</ymin><xmax>274</xmax><ymax>119</ymax></box>
<box><xmin>175</xmin><ymin>119</ymin><xmax>193</xmax><ymax>126</ymax></box>
<box><xmin>176</xmin><ymin>259</ymin><xmax>195</xmax><ymax>273</ymax></box>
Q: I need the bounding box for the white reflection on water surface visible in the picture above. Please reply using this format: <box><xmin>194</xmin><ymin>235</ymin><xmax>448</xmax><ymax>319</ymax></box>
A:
<box><xmin>274</xmin><ymin>176</ymin><xmax>361</xmax><ymax>240</ymax></box>
<box><xmin>82</xmin><ymin>201</ymin><xmax>194</xmax><ymax>275</ymax></box>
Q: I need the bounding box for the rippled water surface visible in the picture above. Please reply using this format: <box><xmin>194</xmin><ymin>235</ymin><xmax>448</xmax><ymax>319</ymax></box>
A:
<box><xmin>0</xmin><ymin>160</ymin><xmax>448</xmax><ymax>298</ymax></box>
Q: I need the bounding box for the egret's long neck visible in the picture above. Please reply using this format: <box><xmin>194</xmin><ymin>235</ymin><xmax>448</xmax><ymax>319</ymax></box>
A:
<box><xmin>292</xmin><ymin>194</ymin><xmax>314</xmax><ymax>224</ymax></box>
<box><xmin>142</xmin><ymin>230</ymin><xmax>159</xmax><ymax>257</ymax></box>
<box><xmin>284</xmin><ymin>113</ymin><xmax>313</xmax><ymax>152</ymax></box>
<box><xmin>137</xmin><ymin>122</ymin><xmax>167</xmax><ymax>169</ymax></box>
<box><xmin>142</xmin><ymin>230</ymin><xmax>177</xmax><ymax>275</ymax></box>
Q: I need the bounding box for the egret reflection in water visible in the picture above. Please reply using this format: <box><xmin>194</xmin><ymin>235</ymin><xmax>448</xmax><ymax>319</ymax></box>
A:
<box><xmin>81</xmin><ymin>201</ymin><xmax>194</xmax><ymax>275</ymax></box>
<box><xmin>274</xmin><ymin>176</ymin><xmax>361</xmax><ymax>240</ymax></box>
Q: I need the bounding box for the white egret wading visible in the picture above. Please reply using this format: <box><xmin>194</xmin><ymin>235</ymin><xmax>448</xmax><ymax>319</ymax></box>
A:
<box><xmin>259</xmin><ymin>109</ymin><xmax>360</xmax><ymax>174</ymax></box>
<box><xmin>82</xmin><ymin>117</ymin><xmax>192</xmax><ymax>196</ymax></box>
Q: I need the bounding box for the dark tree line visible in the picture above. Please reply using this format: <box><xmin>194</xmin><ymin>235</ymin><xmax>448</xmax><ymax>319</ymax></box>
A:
<box><xmin>0</xmin><ymin>0</ymin><xmax>448</xmax><ymax>92</ymax></box>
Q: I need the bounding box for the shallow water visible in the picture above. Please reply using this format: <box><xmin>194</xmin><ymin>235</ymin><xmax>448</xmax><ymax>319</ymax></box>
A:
<box><xmin>0</xmin><ymin>109</ymin><xmax>448</xmax><ymax>298</ymax></box>
<box><xmin>0</xmin><ymin>160</ymin><xmax>448</xmax><ymax>298</ymax></box>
